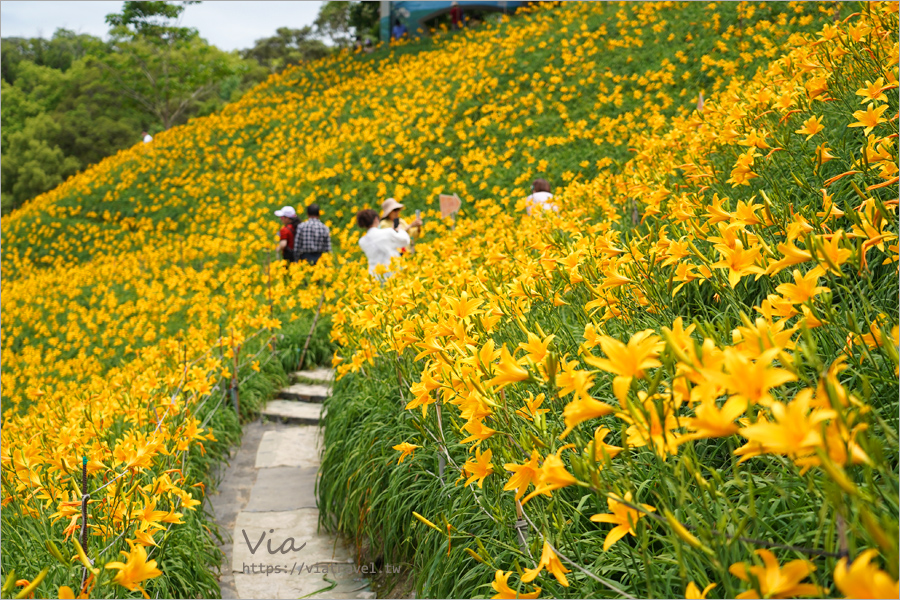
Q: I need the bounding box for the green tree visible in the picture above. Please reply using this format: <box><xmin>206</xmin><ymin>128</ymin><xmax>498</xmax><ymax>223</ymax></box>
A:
<box><xmin>314</xmin><ymin>1</ymin><xmax>381</xmax><ymax>47</ymax></box>
<box><xmin>1</xmin><ymin>113</ymin><xmax>80</xmax><ymax>212</ymax></box>
<box><xmin>99</xmin><ymin>1</ymin><xmax>245</xmax><ymax>129</ymax></box>
<box><xmin>0</xmin><ymin>61</ymin><xmax>66</xmax><ymax>125</ymax></box>
<box><xmin>241</xmin><ymin>27</ymin><xmax>330</xmax><ymax>73</ymax></box>
<box><xmin>96</xmin><ymin>37</ymin><xmax>245</xmax><ymax>130</ymax></box>
<box><xmin>51</xmin><ymin>59</ymin><xmax>144</xmax><ymax>166</ymax></box>
<box><xmin>2</xmin><ymin>29</ymin><xmax>108</xmax><ymax>85</ymax></box>
<box><xmin>104</xmin><ymin>0</ymin><xmax>200</xmax><ymax>42</ymax></box>
<box><xmin>0</xmin><ymin>4</ymin><xmax>264</xmax><ymax>211</ymax></box>
<box><xmin>0</xmin><ymin>63</ymin><xmax>82</xmax><ymax>211</ymax></box>
<box><xmin>315</xmin><ymin>1</ymin><xmax>353</xmax><ymax>47</ymax></box>
<box><xmin>349</xmin><ymin>1</ymin><xmax>381</xmax><ymax>42</ymax></box>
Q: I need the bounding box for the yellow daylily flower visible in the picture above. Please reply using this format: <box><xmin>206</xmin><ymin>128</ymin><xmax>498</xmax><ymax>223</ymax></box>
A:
<box><xmin>521</xmin><ymin>541</ymin><xmax>571</xmax><ymax>587</ymax></box>
<box><xmin>833</xmin><ymin>549</ymin><xmax>900</xmax><ymax>599</ymax></box>
<box><xmin>105</xmin><ymin>542</ymin><xmax>163</xmax><ymax>599</ymax></box>
<box><xmin>582</xmin><ymin>330</ymin><xmax>663</xmax><ymax>403</ymax></box>
<box><xmin>728</xmin><ymin>549</ymin><xmax>820</xmax><ymax>599</ymax></box>
<box><xmin>392</xmin><ymin>442</ymin><xmax>420</xmax><ymax>464</ymax></box>
<box><xmin>590</xmin><ymin>491</ymin><xmax>656</xmax><ymax>551</ymax></box>
<box><xmin>491</xmin><ymin>570</ymin><xmax>541</xmax><ymax>599</ymax></box>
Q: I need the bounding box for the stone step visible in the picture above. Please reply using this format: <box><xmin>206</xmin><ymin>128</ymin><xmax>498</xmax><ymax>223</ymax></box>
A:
<box><xmin>232</xmin><ymin>508</ymin><xmax>373</xmax><ymax>599</ymax></box>
<box><xmin>261</xmin><ymin>400</ymin><xmax>324</xmax><ymax>426</ymax></box>
<box><xmin>255</xmin><ymin>427</ymin><xmax>322</xmax><ymax>469</ymax></box>
<box><xmin>244</xmin><ymin>466</ymin><xmax>320</xmax><ymax>511</ymax></box>
<box><xmin>291</xmin><ymin>367</ymin><xmax>334</xmax><ymax>384</ymax></box>
<box><xmin>277</xmin><ymin>383</ymin><xmax>331</xmax><ymax>403</ymax></box>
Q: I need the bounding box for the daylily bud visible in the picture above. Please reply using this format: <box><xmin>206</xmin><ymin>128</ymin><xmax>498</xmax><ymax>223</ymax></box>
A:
<box><xmin>818</xmin><ymin>454</ymin><xmax>859</xmax><ymax>496</ymax></box>
<box><xmin>860</xmin><ymin>510</ymin><xmax>892</xmax><ymax>553</ymax></box>
<box><xmin>664</xmin><ymin>509</ymin><xmax>714</xmax><ymax>555</ymax></box>
<box><xmin>13</xmin><ymin>568</ymin><xmax>48</xmax><ymax>600</ymax></box>
<box><xmin>73</xmin><ymin>538</ymin><xmax>99</xmax><ymax>575</ymax></box>
<box><xmin>545</xmin><ymin>350</ymin><xmax>559</xmax><ymax>383</ymax></box>
<box><xmin>412</xmin><ymin>511</ymin><xmax>443</xmax><ymax>533</ymax></box>
<box><xmin>45</xmin><ymin>540</ymin><xmax>69</xmax><ymax>566</ymax></box>
<box><xmin>2</xmin><ymin>570</ymin><xmax>17</xmax><ymax>596</ymax></box>
<box><xmin>464</xmin><ymin>548</ymin><xmax>485</xmax><ymax>563</ymax></box>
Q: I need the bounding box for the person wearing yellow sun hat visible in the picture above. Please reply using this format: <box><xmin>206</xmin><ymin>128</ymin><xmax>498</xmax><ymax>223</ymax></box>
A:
<box><xmin>378</xmin><ymin>198</ymin><xmax>423</xmax><ymax>251</ymax></box>
<box><xmin>357</xmin><ymin>208</ymin><xmax>410</xmax><ymax>280</ymax></box>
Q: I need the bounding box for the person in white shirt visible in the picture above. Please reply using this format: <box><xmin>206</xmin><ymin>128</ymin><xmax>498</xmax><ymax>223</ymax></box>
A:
<box><xmin>525</xmin><ymin>178</ymin><xmax>558</xmax><ymax>215</ymax></box>
<box><xmin>378</xmin><ymin>197</ymin><xmax>423</xmax><ymax>250</ymax></box>
<box><xmin>356</xmin><ymin>208</ymin><xmax>410</xmax><ymax>279</ymax></box>
<box><xmin>142</xmin><ymin>130</ymin><xmax>153</xmax><ymax>143</ymax></box>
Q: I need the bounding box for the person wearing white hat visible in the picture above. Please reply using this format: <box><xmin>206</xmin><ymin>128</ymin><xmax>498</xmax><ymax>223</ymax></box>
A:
<box><xmin>450</xmin><ymin>1</ymin><xmax>463</xmax><ymax>29</ymax></box>
<box><xmin>274</xmin><ymin>205</ymin><xmax>299</xmax><ymax>262</ymax></box>
<box><xmin>378</xmin><ymin>198</ymin><xmax>423</xmax><ymax>249</ymax></box>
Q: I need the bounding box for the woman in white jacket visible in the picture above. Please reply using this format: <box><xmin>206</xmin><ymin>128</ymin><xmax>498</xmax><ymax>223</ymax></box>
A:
<box><xmin>356</xmin><ymin>208</ymin><xmax>410</xmax><ymax>280</ymax></box>
<box><xmin>525</xmin><ymin>178</ymin><xmax>558</xmax><ymax>216</ymax></box>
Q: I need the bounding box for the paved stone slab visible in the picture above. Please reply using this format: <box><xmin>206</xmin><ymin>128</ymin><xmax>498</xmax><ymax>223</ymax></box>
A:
<box><xmin>232</xmin><ymin>509</ymin><xmax>361</xmax><ymax>599</ymax></box>
<box><xmin>278</xmin><ymin>382</ymin><xmax>331</xmax><ymax>402</ymax></box>
<box><xmin>262</xmin><ymin>400</ymin><xmax>324</xmax><ymax>425</ymax></box>
<box><xmin>318</xmin><ymin>569</ymin><xmax>376</xmax><ymax>600</ymax></box>
<box><xmin>213</xmin><ymin>364</ymin><xmax>368</xmax><ymax>599</ymax></box>
<box><xmin>207</xmin><ymin>421</ymin><xmax>282</xmax><ymax>599</ymax></box>
<box><xmin>232</xmin><ymin>572</ymin><xmax>318</xmax><ymax>600</ymax></box>
<box><xmin>255</xmin><ymin>427</ymin><xmax>323</xmax><ymax>469</ymax></box>
<box><xmin>245</xmin><ymin>466</ymin><xmax>319</xmax><ymax>512</ymax></box>
<box><xmin>232</xmin><ymin>571</ymin><xmax>373</xmax><ymax>600</ymax></box>
<box><xmin>293</xmin><ymin>368</ymin><xmax>335</xmax><ymax>383</ymax></box>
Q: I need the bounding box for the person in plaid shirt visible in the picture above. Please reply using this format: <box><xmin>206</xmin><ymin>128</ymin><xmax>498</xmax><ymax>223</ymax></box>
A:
<box><xmin>293</xmin><ymin>203</ymin><xmax>332</xmax><ymax>265</ymax></box>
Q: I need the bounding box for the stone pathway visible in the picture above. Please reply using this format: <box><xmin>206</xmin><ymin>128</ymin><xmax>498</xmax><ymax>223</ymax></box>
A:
<box><xmin>209</xmin><ymin>369</ymin><xmax>373</xmax><ymax>599</ymax></box>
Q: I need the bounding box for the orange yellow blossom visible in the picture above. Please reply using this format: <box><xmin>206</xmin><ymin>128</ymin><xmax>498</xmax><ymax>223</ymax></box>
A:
<box><xmin>588</xmin><ymin>426</ymin><xmax>623</xmax><ymax>463</ymax></box>
<box><xmin>685</xmin><ymin>581</ymin><xmax>717</xmax><ymax>599</ymax></box>
<box><xmin>392</xmin><ymin>442</ymin><xmax>420</xmax><ymax>463</ymax></box>
<box><xmin>735</xmin><ymin>389</ymin><xmax>837</xmax><ymax>466</ymax></box>
<box><xmin>504</xmin><ymin>449</ymin><xmax>541</xmax><ymax>501</ymax></box>
<box><xmin>521</xmin><ymin>448</ymin><xmax>578</xmax><ymax>505</ymax></box>
<box><xmin>582</xmin><ymin>329</ymin><xmax>664</xmax><ymax>403</ymax></box>
<box><xmin>833</xmin><ymin>549</ymin><xmax>900</xmax><ymax>599</ymax></box>
<box><xmin>463</xmin><ymin>447</ymin><xmax>494</xmax><ymax>488</ymax></box>
<box><xmin>728</xmin><ymin>549</ymin><xmax>821</xmax><ymax>599</ymax></box>
<box><xmin>620</xmin><ymin>396</ymin><xmax>682</xmax><ymax>460</ymax></box>
<box><xmin>105</xmin><ymin>542</ymin><xmax>163</xmax><ymax>599</ymax></box>
<box><xmin>681</xmin><ymin>397</ymin><xmax>746</xmax><ymax>441</ymax></box>
<box><xmin>521</xmin><ymin>541</ymin><xmax>571</xmax><ymax>587</ymax></box>
<box><xmin>590</xmin><ymin>491</ymin><xmax>656</xmax><ymax>551</ymax></box>
<box><xmin>491</xmin><ymin>570</ymin><xmax>541</xmax><ymax>600</ymax></box>
<box><xmin>848</xmin><ymin>103</ymin><xmax>889</xmax><ymax>135</ymax></box>
<box><xmin>487</xmin><ymin>345</ymin><xmax>531</xmax><ymax>390</ymax></box>
<box><xmin>559</xmin><ymin>395</ymin><xmax>614</xmax><ymax>439</ymax></box>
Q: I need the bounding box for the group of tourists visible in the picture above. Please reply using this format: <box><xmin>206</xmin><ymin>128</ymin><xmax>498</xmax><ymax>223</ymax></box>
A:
<box><xmin>274</xmin><ymin>203</ymin><xmax>332</xmax><ymax>265</ymax></box>
<box><xmin>274</xmin><ymin>179</ymin><xmax>554</xmax><ymax>280</ymax></box>
<box><xmin>392</xmin><ymin>2</ymin><xmax>468</xmax><ymax>41</ymax></box>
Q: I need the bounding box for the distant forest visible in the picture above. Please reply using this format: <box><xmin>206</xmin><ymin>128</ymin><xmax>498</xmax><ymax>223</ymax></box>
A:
<box><xmin>1</xmin><ymin>0</ymin><xmax>379</xmax><ymax>212</ymax></box>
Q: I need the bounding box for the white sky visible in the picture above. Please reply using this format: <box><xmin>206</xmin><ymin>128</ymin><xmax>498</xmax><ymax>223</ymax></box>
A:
<box><xmin>0</xmin><ymin>1</ymin><xmax>326</xmax><ymax>52</ymax></box>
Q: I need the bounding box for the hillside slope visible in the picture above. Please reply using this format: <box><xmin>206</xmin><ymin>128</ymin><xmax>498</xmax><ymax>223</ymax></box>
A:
<box><xmin>2</xmin><ymin>2</ymin><xmax>896</xmax><ymax>599</ymax></box>
<box><xmin>2</xmin><ymin>1</ymin><xmax>840</xmax><ymax>404</ymax></box>
<box><xmin>316</xmin><ymin>2</ymin><xmax>899</xmax><ymax>599</ymax></box>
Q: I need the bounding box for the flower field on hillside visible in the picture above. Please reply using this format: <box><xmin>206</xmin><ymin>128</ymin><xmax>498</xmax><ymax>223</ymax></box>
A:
<box><xmin>319</xmin><ymin>3</ymin><xmax>899</xmax><ymax>599</ymax></box>
<box><xmin>1</xmin><ymin>1</ymin><xmax>897</xmax><ymax>598</ymax></box>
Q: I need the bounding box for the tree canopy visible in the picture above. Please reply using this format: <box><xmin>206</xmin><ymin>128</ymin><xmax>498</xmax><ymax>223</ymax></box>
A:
<box><xmin>1</xmin><ymin>0</ymin><xmax>386</xmax><ymax>212</ymax></box>
<box><xmin>241</xmin><ymin>27</ymin><xmax>329</xmax><ymax>73</ymax></box>
<box><xmin>105</xmin><ymin>0</ymin><xmax>200</xmax><ymax>42</ymax></box>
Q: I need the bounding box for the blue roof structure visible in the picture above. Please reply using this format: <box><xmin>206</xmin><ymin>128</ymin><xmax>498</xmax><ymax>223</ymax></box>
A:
<box><xmin>380</xmin><ymin>1</ymin><xmax>528</xmax><ymax>41</ymax></box>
